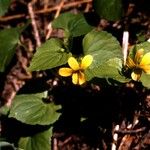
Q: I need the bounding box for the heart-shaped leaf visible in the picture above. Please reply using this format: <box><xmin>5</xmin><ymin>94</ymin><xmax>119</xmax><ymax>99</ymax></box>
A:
<box><xmin>0</xmin><ymin>0</ymin><xmax>11</xmax><ymax>16</ymax></box>
<box><xmin>0</xmin><ymin>27</ymin><xmax>21</xmax><ymax>72</ymax></box>
<box><xmin>83</xmin><ymin>30</ymin><xmax>127</xmax><ymax>82</ymax></box>
<box><xmin>19</xmin><ymin>128</ymin><xmax>52</xmax><ymax>150</ymax></box>
<box><xmin>93</xmin><ymin>0</ymin><xmax>123</xmax><ymax>21</ymax></box>
<box><xmin>0</xmin><ymin>141</ymin><xmax>15</xmax><ymax>150</ymax></box>
<box><xmin>9</xmin><ymin>92</ymin><xmax>61</xmax><ymax>125</ymax></box>
<box><xmin>52</xmin><ymin>12</ymin><xmax>94</xmax><ymax>37</ymax></box>
<box><xmin>86</xmin><ymin>58</ymin><xmax>128</xmax><ymax>82</ymax></box>
<box><xmin>83</xmin><ymin>30</ymin><xmax>122</xmax><ymax>66</ymax></box>
<box><xmin>129</xmin><ymin>41</ymin><xmax>150</xmax><ymax>57</ymax></box>
<box><xmin>140</xmin><ymin>73</ymin><xmax>150</xmax><ymax>89</ymax></box>
<box><xmin>28</xmin><ymin>38</ymin><xmax>71</xmax><ymax>71</ymax></box>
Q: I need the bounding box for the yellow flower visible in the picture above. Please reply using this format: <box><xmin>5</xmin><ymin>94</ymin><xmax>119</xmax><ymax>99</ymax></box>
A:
<box><xmin>59</xmin><ymin>55</ymin><xmax>93</xmax><ymax>85</ymax></box>
<box><xmin>126</xmin><ymin>48</ymin><xmax>150</xmax><ymax>81</ymax></box>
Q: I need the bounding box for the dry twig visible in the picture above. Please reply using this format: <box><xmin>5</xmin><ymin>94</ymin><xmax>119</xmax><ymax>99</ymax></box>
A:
<box><xmin>111</xmin><ymin>125</ymin><xmax>119</xmax><ymax>150</ymax></box>
<box><xmin>53</xmin><ymin>138</ymin><xmax>58</xmax><ymax>150</ymax></box>
<box><xmin>0</xmin><ymin>0</ymin><xmax>92</xmax><ymax>22</ymax></box>
<box><xmin>46</xmin><ymin>0</ymin><xmax>65</xmax><ymax>39</ymax></box>
<box><xmin>28</xmin><ymin>2</ymin><xmax>41</xmax><ymax>47</ymax></box>
<box><xmin>115</xmin><ymin>127</ymin><xmax>146</xmax><ymax>134</ymax></box>
<box><xmin>118</xmin><ymin>117</ymin><xmax>139</xmax><ymax>150</ymax></box>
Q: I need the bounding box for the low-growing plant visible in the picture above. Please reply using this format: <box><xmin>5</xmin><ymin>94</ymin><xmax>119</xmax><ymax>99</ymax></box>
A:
<box><xmin>0</xmin><ymin>1</ymin><xmax>150</xmax><ymax>150</ymax></box>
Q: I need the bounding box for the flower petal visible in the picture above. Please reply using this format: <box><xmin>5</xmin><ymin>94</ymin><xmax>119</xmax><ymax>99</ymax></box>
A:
<box><xmin>78</xmin><ymin>71</ymin><xmax>86</xmax><ymax>85</ymax></box>
<box><xmin>131</xmin><ymin>69</ymin><xmax>142</xmax><ymax>81</ymax></box>
<box><xmin>126</xmin><ymin>57</ymin><xmax>136</xmax><ymax>68</ymax></box>
<box><xmin>68</xmin><ymin>57</ymin><xmax>80</xmax><ymax>71</ymax></box>
<box><xmin>141</xmin><ymin>65</ymin><xmax>150</xmax><ymax>74</ymax></box>
<box><xmin>134</xmin><ymin>49</ymin><xmax>144</xmax><ymax>64</ymax></box>
<box><xmin>140</xmin><ymin>52</ymin><xmax>150</xmax><ymax>66</ymax></box>
<box><xmin>80</xmin><ymin>55</ymin><xmax>93</xmax><ymax>69</ymax></box>
<box><xmin>72</xmin><ymin>73</ymin><xmax>78</xmax><ymax>84</ymax></box>
<box><xmin>59</xmin><ymin>68</ymin><xmax>73</xmax><ymax>77</ymax></box>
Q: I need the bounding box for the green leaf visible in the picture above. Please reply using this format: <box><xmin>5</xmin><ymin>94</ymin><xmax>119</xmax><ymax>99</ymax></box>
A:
<box><xmin>129</xmin><ymin>42</ymin><xmax>150</xmax><ymax>57</ymax></box>
<box><xmin>141</xmin><ymin>73</ymin><xmax>150</xmax><ymax>89</ymax></box>
<box><xmin>0</xmin><ymin>0</ymin><xmax>11</xmax><ymax>16</ymax></box>
<box><xmin>0</xmin><ymin>105</ymin><xmax>10</xmax><ymax>115</ymax></box>
<box><xmin>93</xmin><ymin>0</ymin><xmax>123</xmax><ymax>21</ymax></box>
<box><xmin>83</xmin><ymin>30</ymin><xmax>122</xmax><ymax>67</ymax></box>
<box><xmin>83</xmin><ymin>30</ymin><xmax>127</xmax><ymax>82</ymax></box>
<box><xmin>9</xmin><ymin>92</ymin><xmax>61</xmax><ymax>125</ymax></box>
<box><xmin>0</xmin><ymin>141</ymin><xmax>15</xmax><ymax>150</ymax></box>
<box><xmin>86</xmin><ymin>58</ymin><xmax>128</xmax><ymax>82</ymax></box>
<box><xmin>137</xmin><ymin>42</ymin><xmax>150</xmax><ymax>88</ymax></box>
<box><xmin>52</xmin><ymin>12</ymin><xmax>94</xmax><ymax>37</ymax></box>
<box><xmin>134</xmin><ymin>41</ymin><xmax>150</xmax><ymax>54</ymax></box>
<box><xmin>19</xmin><ymin>128</ymin><xmax>52</xmax><ymax>150</ymax></box>
<box><xmin>28</xmin><ymin>38</ymin><xmax>71</xmax><ymax>71</ymax></box>
<box><xmin>127</xmin><ymin>42</ymin><xmax>150</xmax><ymax>86</ymax></box>
<box><xmin>0</xmin><ymin>27</ymin><xmax>21</xmax><ymax>72</ymax></box>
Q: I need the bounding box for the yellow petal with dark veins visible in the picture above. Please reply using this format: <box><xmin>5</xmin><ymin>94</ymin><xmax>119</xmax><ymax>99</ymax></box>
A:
<box><xmin>78</xmin><ymin>71</ymin><xmax>86</xmax><ymax>85</ymax></box>
<box><xmin>72</xmin><ymin>73</ymin><xmax>78</xmax><ymax>84</ymax></box>
<box><xmin>134</xmin><ymin>49</ymin><xmax>144</xmax><ymax>64</ymax></box>
<box><xmin>126</xmin><ymin>57</ymin><xmax>136</xmax><ymax>68</ymax></box>
<box><xmin>140</xmin><ymin>52</ymin><xmax>150</xmax><ymax>66</ymax></box>
<box><xmin>80</xmin><ymin>55</ymin><xmax>93</xmax><ymax>69</ymax></box>
<box><xmin>59</xmin><ymin>68</ymin><xmax>73</xmax><ymax>76</ymax></box>
<box><xmin>68</xmin><ymin>57</ymin><xmax>80</xmax><ymax>71</ymax></box>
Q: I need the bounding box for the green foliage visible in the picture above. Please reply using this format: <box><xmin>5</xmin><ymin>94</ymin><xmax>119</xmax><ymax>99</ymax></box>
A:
<box><xmin>29</xmin><ymin>12</ymin><xmax>94</xmax><ymax>72</ymax></box>
<box><xmin>27</xmin><ymin>13</ymin><xmax>150</xmax><ymax>86</ymax></box>
<box><xmin>28</xmin><ymin>38</ymin><xmax>72</xmax><ymax>71</ymax></box>
<box><xmin>128</xmin><ymin>42</ymin><xmax>150</xmax><ymax>88</ymax></box>
<box><xmin>0</xmin><ymin>105</ymin><xmax>10</xmax><ymax>115</ymax></box>
<box><xmin>86</xmin><ymin>58</ymin><xmax>128</xmax><ymax>82</ymax></box>
<box><xmin>0</xmin><ymin>141</ymin><xmax>15</xmax><ymax>150</ymax></box>
<box><xmin>83</xmin><ymin>30</ymin><xmax>126</xmax><ymax>82</ymax></box>
<box><xmin>29</xmin><ymin>28</ymin><xmax>128</xmax><ymax>83</ymax></box>
<box><xmin>52</xmin><ymin>12</ymin><xmax>94</xmax><ymax>37</ymax></box>
<box><xmin>0</xmin><ymin>27</ymin><xmax>21</xmax><ymax>72</ymax></box>
<box><xmin>134</xmin><ymin>41</ymin><xmax>150</xmax><ymax>54</ymax></box>
<box><xmin>1</xmin><ymin>4</ymin><xmax>150</xmax><ymax>150</ymax></box>
<box><xmin>129</xmin><ymin>42</ymin><xmax>150</xmax><ymax>57</ymax></box>
<box><xmin>141</xmin><ymin>73</ymin><xmax>150</xmax><ymax>88</ymax></box>
<box><xmin>83</xmin><ymin>30</ymin><xmax>122</xmax><ymax>64</ymax></box>
<box><xmin>93</xmin><ymin>0</ymin><xmax>123</xmax><ymax>21</ymax></box>
<box><xmin>18</xmin><ymin>128</ymin><xmax>52</xmax><ymax>150</ymax></box>
<box><xmin>9</xmin><ymin>92</ymin><xmax>61</xmax><ymax>125</ymax></box>
<box><xmin>0</xmin><ymin>0</ymin><xmax>11</xmax><ymax>16</ymax></box>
